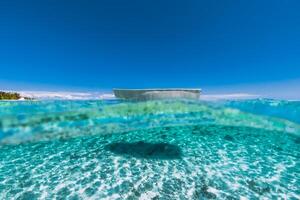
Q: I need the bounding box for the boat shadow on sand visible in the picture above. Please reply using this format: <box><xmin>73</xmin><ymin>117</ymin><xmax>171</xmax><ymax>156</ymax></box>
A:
<box><xmin>105</xmin><ymin>141</ymin><xmax>182</xmax><ymax>159</ymax></box>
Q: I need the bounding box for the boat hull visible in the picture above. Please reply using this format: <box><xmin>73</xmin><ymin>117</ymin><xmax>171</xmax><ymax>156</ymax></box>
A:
<box><xmin>113</xmin><ymin>89</ymin><xmax>201</xmax><ymax>100</ymax></box>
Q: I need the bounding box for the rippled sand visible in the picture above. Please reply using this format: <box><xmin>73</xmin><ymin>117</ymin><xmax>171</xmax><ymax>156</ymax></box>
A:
<box><xmin>0</xmin><ymin>100</ymin><xmax>299</xmax><ymax>199</ymax></box>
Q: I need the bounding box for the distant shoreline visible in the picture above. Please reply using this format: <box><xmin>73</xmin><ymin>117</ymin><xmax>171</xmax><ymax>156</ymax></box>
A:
<box><xmin>3</xmin><ymin>90</ymin><xmax>300</xmax><ymax>101</ymax></box>
<box><xmin>0</xmin><ymin>91</ymin><xmax>34</xmax><ymax>100</ymax></box>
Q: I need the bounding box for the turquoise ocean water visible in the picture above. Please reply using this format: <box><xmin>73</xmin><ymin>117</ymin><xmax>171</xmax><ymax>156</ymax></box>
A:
<box><xmin>0</xmin><ymin>99</ymin><xmax>299</xmax><ymax>199</ymax></box>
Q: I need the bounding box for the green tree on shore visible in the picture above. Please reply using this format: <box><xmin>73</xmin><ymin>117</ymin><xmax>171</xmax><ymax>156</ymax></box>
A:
<box><xmin>0</xmin><ymin>91</ymin><xmax>21</xmax><ymax>100</ymax></box>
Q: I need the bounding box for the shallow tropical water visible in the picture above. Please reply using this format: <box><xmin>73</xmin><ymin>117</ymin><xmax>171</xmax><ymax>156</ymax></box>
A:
<box><xmin>0</xmin><ymin>99</ymin><xmax>299</xmax><ymax>199</ymax></box>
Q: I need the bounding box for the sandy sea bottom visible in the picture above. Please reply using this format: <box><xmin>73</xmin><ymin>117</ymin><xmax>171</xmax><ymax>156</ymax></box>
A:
<box><xmin>0</xmin><ymin>100</ymin><xmax>299</xmax><ymax>199</ymax></box>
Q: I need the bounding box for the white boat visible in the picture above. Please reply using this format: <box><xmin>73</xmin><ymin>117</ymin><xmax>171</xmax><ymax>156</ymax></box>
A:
<box><xmin>113</xmin><ymin>88</ymin><xmax>201</xmax><ymax>100</ymax></box>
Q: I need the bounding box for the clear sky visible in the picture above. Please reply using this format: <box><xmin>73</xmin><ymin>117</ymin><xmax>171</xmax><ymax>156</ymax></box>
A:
<box><xmin>0</xmin><ymin>0</ymin><xmax>300</xmax><ymax>96</ymax></box>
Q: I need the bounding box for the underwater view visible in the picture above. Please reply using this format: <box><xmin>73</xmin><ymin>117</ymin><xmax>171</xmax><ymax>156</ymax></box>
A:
<box><xmin>0</xmin><ymin>99</ymin><xmax>299</xmax><ymax>199</ymax></box>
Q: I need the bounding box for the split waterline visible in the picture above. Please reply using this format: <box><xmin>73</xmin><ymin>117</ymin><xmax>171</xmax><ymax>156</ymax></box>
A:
<box><xmin>0</xmin><ymin>99</ymin><xmax>299</xmax><ymax>199</ymax></box>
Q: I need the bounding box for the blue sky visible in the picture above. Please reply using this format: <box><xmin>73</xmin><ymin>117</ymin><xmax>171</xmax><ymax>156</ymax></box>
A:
<box><xmin>0</xmin><ymin>0</ymin><xmax>300</xmax><ymax>97</ymax></box>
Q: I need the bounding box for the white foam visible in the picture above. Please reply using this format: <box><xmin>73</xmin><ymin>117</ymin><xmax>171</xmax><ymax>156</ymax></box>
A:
<box><xmin>200</xmin><ymin>93</ymin><xmax>258</xmax><ymax>101</ymax></box>
<box><xmin>15</xmin><ymin>91</ymin><xmax>115</xmax><ymax>100</ymax></box>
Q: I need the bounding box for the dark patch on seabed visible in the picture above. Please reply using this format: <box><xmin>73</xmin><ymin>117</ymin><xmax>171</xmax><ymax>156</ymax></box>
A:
<box><xmin>294</xmin><ymin>137</ymin><xmax>300</xmax><ymax>144</ymax></box>
<box><xmin>105</xmin><ymin>141</ymin><xmax>182</xmax><ymax>159</ymax></box>
<box><xmin>224</xmin><ymin>134</ymin><xmax>234</xmax><ymax>141</ymax></box>
<box><xmin>193</xmin><ymin>184</ymin><xmax>217</xmax><ymax>199</ymax></box>
<box><xmin>246</xmin><ymin>180</ymin><xmax>270</xmax><ymax>195</ymax></box>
